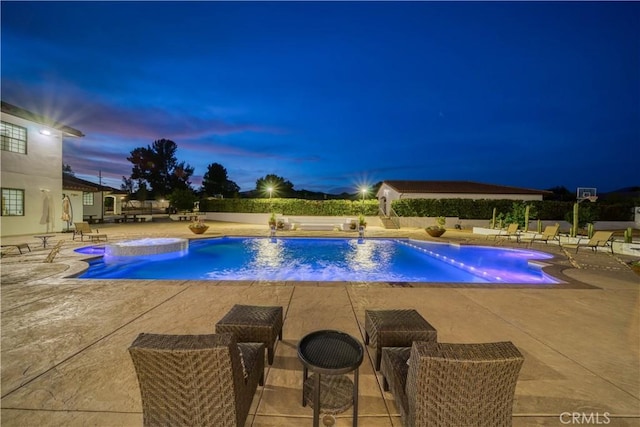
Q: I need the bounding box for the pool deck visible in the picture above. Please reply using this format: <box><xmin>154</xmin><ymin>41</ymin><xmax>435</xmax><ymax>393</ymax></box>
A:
<box><xmin>1</xmin><ymin>221</ymin><xmax>638</xmax><ymax>426</ymax></box>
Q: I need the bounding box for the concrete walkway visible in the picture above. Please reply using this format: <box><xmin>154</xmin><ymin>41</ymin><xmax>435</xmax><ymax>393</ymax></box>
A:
<box><xmin>1</xmin><ymin>221</ymin><xmax>638</xmax><ymax>426</ymax></box>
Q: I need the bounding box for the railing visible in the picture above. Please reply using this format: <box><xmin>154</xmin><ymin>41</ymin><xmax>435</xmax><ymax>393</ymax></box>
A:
<box><xmin>388</xmin><ymin>207</ymin><xmax>401</xmax><ymax>229</ymax></box>
<box><xmin>379</xmin><ymin>207</ymin><xmax>401</xmax><ymax>229</ymax></box>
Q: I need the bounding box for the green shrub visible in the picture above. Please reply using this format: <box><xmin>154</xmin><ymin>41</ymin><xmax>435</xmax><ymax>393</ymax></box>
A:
<box><xmin>199</xmin><ymin>198</ymin><xmax>378</xmax><ymax>216</ymax></box>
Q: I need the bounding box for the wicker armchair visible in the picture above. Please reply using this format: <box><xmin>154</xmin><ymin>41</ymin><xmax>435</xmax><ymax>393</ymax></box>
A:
<box><xmin>365</xmin><ymin>309</ymin><xmax>437</xmax><ymax>370</ymax></box>
<box><xmin>128</xmin><ymin>333</ymin><xmax>265</xmax><ymax>427</ymax></box>
<box><xmin>380</xmin><ymin>341</ymin><xmax>524</xmax><ymax>427</ymax></box>
<box><xmin>215</xmin><ymin>304</ymin><xmax>283</xmax><ymax>365</ymax></box>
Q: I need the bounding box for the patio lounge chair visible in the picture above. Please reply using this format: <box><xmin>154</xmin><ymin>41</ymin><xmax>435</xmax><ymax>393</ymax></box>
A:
<box><xmin>492</xmin><ymin>223</ymin><xmax>519</xmax><ymax>242</ymax></box>
<box><xmin>380</xmin><ymin>341</ymin><xmax>524</xmax><ymax>427</ymax></box>
<box><xmin>562</xmin><ymin>231</ymin><xmax>614</xmax><ymax>254</ymax></box>
<box><xmin>523</xmin><ymin>224</ymin><xmax>560</xmax><ymax>246</ymax></box>
<box><xmin>73</xmin><ymin>221</ymin><xmax>107</xmax><ymax>242</ymax></box>
<box><xmin>128</xmin><ymin>333</ymin><xmax>264</xmax><ymax>427</ymax></box>
<box><xmin>1</xmin><ymin>243</ymin><xmax>31</xmax><ymax>256</ymax></box>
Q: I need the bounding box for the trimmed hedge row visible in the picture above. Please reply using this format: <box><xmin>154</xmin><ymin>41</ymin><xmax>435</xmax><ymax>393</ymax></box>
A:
<box><xmin>391</xmin><ymin>198</ymin><xmax>635</xmax><ymax>221</ymax></box>
<box><xmin>199</xmin><ymin>198</ymin><xmax>379</xmax><ymax>216</ymax></box>
<box><xmin>199</xmin><ymin>198</ymin><xmax>634</xmax><ymax>221</ymax></box>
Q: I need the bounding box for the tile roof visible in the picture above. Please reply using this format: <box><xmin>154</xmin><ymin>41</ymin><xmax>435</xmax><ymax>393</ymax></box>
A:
<box><xmin>1</xmin><ymin>101</ymin><xmax>84</xmax><ymax>137</ymax></box>
<box><xmin>382</xmin><ymin>180</ymin><xmax>549</xmax><ymax>195</ymax></box>
<box><xmin>63</xmin><ymin>174</ymin><xmax>119</xmax><ymax>192</ymax></box>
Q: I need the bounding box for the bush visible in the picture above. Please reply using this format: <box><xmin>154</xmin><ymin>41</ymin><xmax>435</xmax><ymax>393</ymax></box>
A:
<box><xmin>199</xmin><ymin>198</ymin><xmax>378</xmax><ymax>216</ymax></box>
<box><xmin>390</xmin><ymin>198</ymin><xmax>633</xmax><ymax>221</ymax></box>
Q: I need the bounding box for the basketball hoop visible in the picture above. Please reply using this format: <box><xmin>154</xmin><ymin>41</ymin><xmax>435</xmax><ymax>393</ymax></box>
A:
<box><xmin>577</xmin><ymin>187</ymin><xmax>598</xmax><ymax>203</ymax></box>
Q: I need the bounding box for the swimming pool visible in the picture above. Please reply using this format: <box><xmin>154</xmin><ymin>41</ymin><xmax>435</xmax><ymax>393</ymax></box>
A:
<box><xmin>76</xmin><ymin>237</ymin><xmax>558</xmax><ymax>284</ymax></box>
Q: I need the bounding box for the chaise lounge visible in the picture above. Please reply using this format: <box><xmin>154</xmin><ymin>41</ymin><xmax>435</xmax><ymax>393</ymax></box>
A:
<box><xmin>523</xmin><ymin>224</ymin><xmax>560</xmax><ymax>246</ymax></box>
<box><xmin>73</xmin><ymin>221</ymin><xmax>107</xmax><ymax>242</ymax></box>
<box><xmin>562</xmin><ymin>230</ymin><xmax>614</xmax><ymax>254</ymax></box>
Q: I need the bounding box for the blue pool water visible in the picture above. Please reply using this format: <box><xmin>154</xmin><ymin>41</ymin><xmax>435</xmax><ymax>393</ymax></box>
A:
<box><xmin>76</xmin><ymin>237</ymin><xmax>558</xmax><ymax>284</ymax></box>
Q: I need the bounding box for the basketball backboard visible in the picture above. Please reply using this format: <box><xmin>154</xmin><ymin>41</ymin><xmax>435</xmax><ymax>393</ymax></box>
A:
<box><xmin>577</xmin><ymin>187</ymin><xmax>597</xmax><ymax>202</ymax></box>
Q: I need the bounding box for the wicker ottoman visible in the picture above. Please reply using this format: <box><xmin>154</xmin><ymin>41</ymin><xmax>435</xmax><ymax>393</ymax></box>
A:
<box><xmin>364</xmin><ymin>309</ymin><xmax>437</xmax><ymax>370</ymax></box>
<box><xmin>216</xmin><ymin>304</ymin><xmax>283</xmax><ymax>365</ymax></box>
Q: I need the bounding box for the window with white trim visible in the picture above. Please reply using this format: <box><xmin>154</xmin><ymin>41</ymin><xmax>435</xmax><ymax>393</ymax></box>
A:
<box><xmin>1</xmin><ymin>121</ymin><xmax>27</xmax><ymax>154</ymax></box>
<box><xmin>83</xmin><ymin>192</ymin><xmax>94</xmax><ymax>206</ymax></box>
<box><xmin>1</xmin><ymin>188</ymin><xmax>24</xmax><ymax>216</ymax></box>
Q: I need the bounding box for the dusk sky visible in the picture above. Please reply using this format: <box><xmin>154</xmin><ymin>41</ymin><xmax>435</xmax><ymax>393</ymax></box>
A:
<box><xmin>2</xmin><ymin>1</ymin><xmax>638</xmax><ymax>195</ymax></box>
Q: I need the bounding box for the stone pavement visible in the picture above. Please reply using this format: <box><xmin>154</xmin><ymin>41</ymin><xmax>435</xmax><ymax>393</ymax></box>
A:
<box><xmin>1</xmin><ymin>221</ymin><xmax>638</xmax><ymax>426</ymax></box>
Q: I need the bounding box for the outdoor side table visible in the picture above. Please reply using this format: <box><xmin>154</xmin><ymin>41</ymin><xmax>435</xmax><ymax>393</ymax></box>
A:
<box><xmin>365</xmin><ymin>309</ymin><xmax>437</xmax><ymax>370</ymax></box>
<box><xmin>298</xmin><ymin>330</ymin><xmax>364</xmax><ymax>427</ymax></box>
<box><xmin>33</xmin><ymin>234</ymin><xmax>55</xmax><ymax>249</ymax></box>
<box><xmin>215</xmin><ymin>304</ymin><xmax>283</xmax><ymax>365</ymax></box>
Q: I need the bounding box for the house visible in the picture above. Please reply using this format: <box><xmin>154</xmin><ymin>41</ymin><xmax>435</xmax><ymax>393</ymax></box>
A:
<box><xmin>62</xmin><ymin>174</ymin><xmax>125</xmax><ymax>225</ymax></box>
<box><xmin>376</xmin><ymin>180</ymin><xmax>549</xmax><ymax>216</ymax></box>
<box><xmin>1</xmin><ymin>101</ymin><xmax>84</xmax><ymax>237</ymax></box>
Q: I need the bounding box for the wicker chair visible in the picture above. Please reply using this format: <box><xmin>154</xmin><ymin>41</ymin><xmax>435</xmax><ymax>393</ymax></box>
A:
<box><xmin>365</xmin><ymin>309</ymin><xmax>437</xmax><ymax>370</ymax></box>
<box><xmin>215</xmin><ymin>304</ymin><xmax>283</xmax><ymax>365</ymax></box>
<box><xmin>380</xmin><ymin>341</ymin><xmax>524</xmax><ymax>427</ymax></box>
<box><xmin>128</xmin><ymin>333</ymin><xmax>264</xmax><ymax>427</ymax></box>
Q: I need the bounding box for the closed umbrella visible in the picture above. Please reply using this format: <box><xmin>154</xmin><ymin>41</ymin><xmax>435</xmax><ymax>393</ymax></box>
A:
<box><xmin>61</xmin><ymin>194</ymin><xmax>73</xmax><ymax>231</ymax></box>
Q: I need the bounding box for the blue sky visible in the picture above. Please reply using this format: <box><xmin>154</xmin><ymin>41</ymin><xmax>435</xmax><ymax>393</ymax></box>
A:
<box><xmin>2</xmin><ymin>1</ymin><xmax>638</xmax><ymax>194</ymax></box>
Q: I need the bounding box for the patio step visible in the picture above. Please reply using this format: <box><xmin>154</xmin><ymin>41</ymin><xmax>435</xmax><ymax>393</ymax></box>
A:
<box><xmin>380</xmin><ymin>216</ymin><xmax>400</xmax><ymax>229</ymax></box>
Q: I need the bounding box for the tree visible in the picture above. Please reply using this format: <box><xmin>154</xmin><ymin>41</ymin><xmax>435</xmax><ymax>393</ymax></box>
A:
<box><xmin>255</xmin><ymin>174</ymin><xmax>294</xmax><ymax>198</ymax></box>
<box><xmin>62</xmin><ymin>164</ymin><xmax>75</xmax><ymax>176</ymax></box>
<box><xmin>545</xmin><ymin>186</ymin><xmax>575</xmax><ymax>201</ymax></box>
<box><xmin>201</xmin><ymin>163</ymin><xmax>240</xmax><ymax>198</ymax></box>
<box><xmin>168</xmin><ymin>188</ymin><xmax>197</xmax><ymax>212</ymax></box>
<box><xmin>127</xmin><ymin>139</ymin><xmax>194</xmax><ymax>198</ymax></box>
<box><xmin>121</xmin><ymin>176</ymin><xmax>135</xmax><ymax>194</ymax></box>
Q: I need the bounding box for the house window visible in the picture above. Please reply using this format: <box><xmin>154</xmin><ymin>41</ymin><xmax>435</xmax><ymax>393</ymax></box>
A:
<box><xmin>0</xmin><ymin>121</ymin><xmax>27</xmax><ymax>154</ymax></box>
<box><xmin>1</xmin><ymin>188</ymin><xmax>24</xmax><ymax>216</ymax></box>
<box><xmin>83</xmin><ymin>192</ymin><xmax>94</xmax><ymax>206</ymax></box>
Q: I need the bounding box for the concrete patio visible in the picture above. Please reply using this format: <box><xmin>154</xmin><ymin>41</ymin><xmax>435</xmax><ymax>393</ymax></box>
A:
<box><xmin>1</xmin><ymin>221</ymin><xmax>638</xmax><ymax>426</ymax></box>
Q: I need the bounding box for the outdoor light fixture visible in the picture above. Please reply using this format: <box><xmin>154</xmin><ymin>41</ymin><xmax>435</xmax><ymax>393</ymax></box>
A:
<box><xmin>39</xmin><ymin>129</ymin><xmax>52</xmax><ymax>136</ymax></box>
<box><xmin>268</xmin><ymin>187</ymin><xmax>273</xmax><ymax>199</ymax></box>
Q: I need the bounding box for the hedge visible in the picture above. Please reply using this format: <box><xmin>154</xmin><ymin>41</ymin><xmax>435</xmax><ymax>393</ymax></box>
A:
<box><xmin>199</xmin><ymin>198</ymin><xmax>379</xmax><ymax>216</ymax></box>
<box><xmin>391</xmin><ymin>199</ymin><xmax>635</xmax><ymax>221</ymax></box>
<box><xmin>198</xmin><ymin>198</ymin><xmax>634</xmax><ymax>221</ymax></box>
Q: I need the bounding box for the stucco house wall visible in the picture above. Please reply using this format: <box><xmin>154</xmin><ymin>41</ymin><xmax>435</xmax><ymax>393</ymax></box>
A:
<box><xmin>1</xmin><ymin>102</ymin><xmax>83</xmax><ymax>237</ymax></box>
<box><xmin>1</xmin><ymin>115</ymin><xmax>64</xmax><ymax>236</ymax></box>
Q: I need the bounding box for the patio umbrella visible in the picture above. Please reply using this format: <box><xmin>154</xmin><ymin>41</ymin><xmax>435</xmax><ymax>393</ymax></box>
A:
<box><xmin>61</xmin><ymin>194</ymin><xmax>73</xmax><ymax>231</ymax></box>
<box><xmin>39</xmin><ymin>191</ymin><xmax>54</xmax><ymax>232</ymax></box>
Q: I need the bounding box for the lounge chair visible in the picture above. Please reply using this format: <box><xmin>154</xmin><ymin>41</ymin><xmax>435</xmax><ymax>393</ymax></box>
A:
<box><xmin>380</xmin><ymin>341</ymin><xmax>524</xmax><ymax>427</ymax></box>
<box><xmin>128</xmin><ymin>333</ymin><xmax>264</xmax><ymax>427</ymax></box>
<box><xmin>523</xmin><ymin>224</ymin><xmax>560</xmax><ymax>246</ymax></box>
<box><xmin>492</xmin><ymin>223</ymin><xmax>520</xmax><ymax>242</ymax></box>
<box><xmin>1</xmin><ymin>243</ymin><xmax>31</xmax><ymax>256</ymax></box>
<box><xmin>562</xmin><ymin>231</ymin><xmax>614</xmax><ymax>254</ymax></box>
<box><xmin>73</xmin><ymin>221</ymin><xmax>107</xmax><ymax>242</ymax></box>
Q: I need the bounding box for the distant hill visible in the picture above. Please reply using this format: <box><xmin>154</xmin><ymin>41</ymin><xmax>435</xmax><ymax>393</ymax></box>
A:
<box><xmin>599</xmin><ymin>186</ymin><xmax>640</xmax><ymax>202</ymax></box>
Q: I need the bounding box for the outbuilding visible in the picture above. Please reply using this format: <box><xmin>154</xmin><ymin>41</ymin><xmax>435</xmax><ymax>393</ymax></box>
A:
<box><xmin>376</xmin><ymin>180</ymin><xmax>549</xmax><ymax>216</ymax></box>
